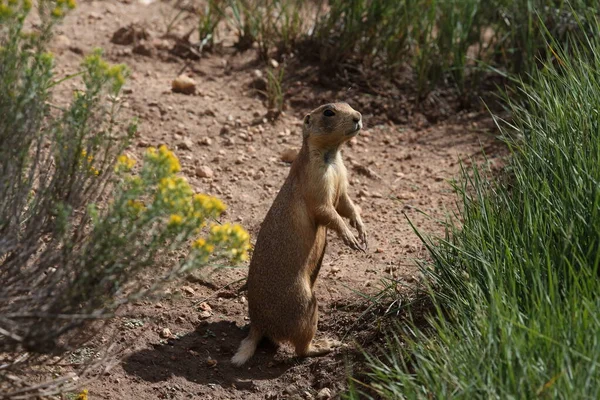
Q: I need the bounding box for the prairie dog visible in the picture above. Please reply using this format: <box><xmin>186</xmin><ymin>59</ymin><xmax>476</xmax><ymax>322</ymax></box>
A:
<box><xmin>232</xmin><ymin>102</ymin><xmax>367</xmax><ymax>366</ymax></box>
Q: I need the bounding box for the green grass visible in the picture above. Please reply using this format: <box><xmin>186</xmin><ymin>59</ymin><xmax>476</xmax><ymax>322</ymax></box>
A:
<box><xmin>209</xmin><ymin>1</ymin><xmax>597</xmax><ymax>98</ymax></box>
<box><xmin>354</xmin><ymin>16</ymin><xmax>600</xmax><ymax>400</ymax></box>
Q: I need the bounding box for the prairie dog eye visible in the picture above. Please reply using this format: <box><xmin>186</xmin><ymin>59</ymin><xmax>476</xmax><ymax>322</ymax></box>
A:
<box><xmin>323</xmin><ymin>109</ymin><xmax>335</xmax><ymax>117</ymax></box>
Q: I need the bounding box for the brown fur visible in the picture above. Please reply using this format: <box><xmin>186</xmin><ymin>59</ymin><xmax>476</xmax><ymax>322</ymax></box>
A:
<box><xmin>231</xmin><ymin>103</ymin><xmax>367</xmax><ymax>366</ymax></box>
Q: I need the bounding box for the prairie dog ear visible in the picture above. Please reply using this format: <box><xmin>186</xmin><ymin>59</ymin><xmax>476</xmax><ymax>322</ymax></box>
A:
<box><xmin>302</xmin><ymin>114</ymin><xmax>310</xmax><ymax>137</ymax></box>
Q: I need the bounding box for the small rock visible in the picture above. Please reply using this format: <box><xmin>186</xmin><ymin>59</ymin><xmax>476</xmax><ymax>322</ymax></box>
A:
<box><xmin>132</xmin><ymin>41</ymin><xmax>154</xmax><ymax>57</ymax></box>
<box><xmin>199</xmin><ymin>302</ymin><xmax>212</xmax><ymax>312</ymax></box>
<box><xmin>397</xmin><ymin>192</ymin><xmax>416</xmax><ymax>200</ymax></box>
<box><xmin>172</xmin><ymin>75</ymin><xmax>196</xmax><ymax>95</ymax></box>
<box><xmin>199</xmin><ymin>310</ymin><xmax>211</xmax><ymax>319</ymax></box>
<box><xmin>199</xmin><ymin>137</ymin><xmax>212</xmax><ymax>146</ymax></box>
<box><xmin>371</xmin><ymin>191</ymin><xmax>383</xmax><ymax>198</ymax></box>
<box><xmin>375</xmin><ymin>248</ymin><xmax>384</xmax><ymax>253</ymax></box>
<box><xmin>111</xmin><ymin>24</ymin><xmax>150</xmax><ymax>46</ymax></box>
<box><xmin>284</xmin><ymin>384</ymin><xmax>298</xmax><ymax>396</ymax></box>
<box><xmin>151</xmin><ymin>38</ymin><xmax>170</xmax><ymax>50</ymax></box>
<box><xmin>195</xmin><ymin>165</ymin><xmax>214</xmax><ymax>178</ymax></box>
<box><xmin>177</xmin><ymin>138</ymin><xmax>193</xmax><ymax>151</ymax></box>
<box><xmin>265</xmin><ymin>391</ymin><xmax>277</xmax><ymax>400</ymax></box>
<box><xmin>316</xmin><ymin>388</ymin><xmax>332</xmax><ymax>400</ymax></box>
<box><xmin>358</xmin><ymin>189</ymin><xmax>371</xmax><ymax>198</ymax></box>
<box><xmin>280</xmin><ymin>148</ymin><xmax>298</xmax><ymax>163</ymax></box>
<box><xmin>253</xmin><ymin>170</ymin><xmax>265</xmax><ymax>180</ymax></box>
<box><xmin>206</xmin><ymin>357</ymin><xmax>218</xmax><ymax>368</ymax></box>
<box><xmin>240</xmin><ymin>296</ymin><xmax>247</xmax><ymax>304</ymax></box>
<box><xmin>160</xmin><ymin>328</ymin><xmax>172</xmax><ymax>338</ymax></box>
<box><xmin>224</xmin><ymin>137</ymin><xmax>235</xmax><ymax>146</ymax></box>
<box><xmin>181</xmin><ymin>286</ymin><xmax>195</xmax><ymax>295</ymax></box>
<box><xmin>269</xmin><ymin>59</ymin><xmax>280</xmax><ymax>69</ymax></box>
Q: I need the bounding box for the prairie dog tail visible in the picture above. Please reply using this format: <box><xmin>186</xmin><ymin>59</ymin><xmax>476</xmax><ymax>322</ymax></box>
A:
<box><xmin>231</xmin><ymin>326</ymin><xmax>262</xmax><ymax>367</ymax></box>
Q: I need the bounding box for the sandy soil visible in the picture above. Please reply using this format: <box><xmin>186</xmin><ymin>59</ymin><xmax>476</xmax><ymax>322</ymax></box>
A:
<box><xmin>44</xmin><ymin>0</ymin><xmax>504</xmax><ymax>398</ymax></box>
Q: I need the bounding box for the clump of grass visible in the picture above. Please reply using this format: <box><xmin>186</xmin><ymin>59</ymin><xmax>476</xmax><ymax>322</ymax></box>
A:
<box><xmin>198</xmin><ymin>0</ymin><xmax>224</xmax><ymax>49</ymax></box>
<box><xmin>0</xmin><ymin>1</ymin><xmax>250</xmax><ymax>398</ymax></box>
<box><xmin>265</xmin><ymin>65</ymin><xmax>285</xmax><ymax>111</ymax></box>
<box><xmin>355</xmin><ymin>17</ymin><xmax>600</xmax><ymax>399</ymax></box>
<box><xmin>217</xmin><ymin>0</ymin><xmax>307</xmax><ymax>58</ymax></box>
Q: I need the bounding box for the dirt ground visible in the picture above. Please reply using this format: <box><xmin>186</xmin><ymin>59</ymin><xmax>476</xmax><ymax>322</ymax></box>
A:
<box><xmin>45</xmin><ymin>1</ymin><xmax>504</xmax><ymax>398</ymax></box>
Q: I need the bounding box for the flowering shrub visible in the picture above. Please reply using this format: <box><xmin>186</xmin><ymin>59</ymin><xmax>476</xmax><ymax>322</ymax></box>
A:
<box><xmin>0</xmin><ymin>1</ymin><xmax>249</xmax><ymax>398</ymax></box>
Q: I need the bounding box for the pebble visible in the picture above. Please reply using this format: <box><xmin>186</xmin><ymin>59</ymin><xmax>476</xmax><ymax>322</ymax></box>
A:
<box><xmin>171</xmin><ymin>75</ymin><xmax>196</xmax><ymax>95</ymax></box>
<box><xmin>195</xmin><ymin>165</ymin><xmax>214</xmax><ymax>178</ymax></box>
<box><xmin>199</xmin><ymin>310</ymin><xmax>211</xmax><ymax>319</ymax></box>
<box><xmin>181</xmin><ymin>286</ymin><xmax>195</xmax><ymax>295</ymax></box>
<box><xmin>199</xmin><ymin>137</ymin><xmax>212</xmax><ymax>146</ymax></box>
<box><xmin>316</xmin><ymin>388</ymin><xmax>332</xmax><ymax>399</ymax></box>
<box><xmin>160</xmin><ymin>328</ymin><xmax>172</xmax><ymax>338</ymax></box>
<box><xmin>280</xmin><ymin>148</ymin><xmax>298</xmax><ymax>163</ymax></box>
<box><xmin>358</xmin><ymin>189</ymin><xmax>371</xmax><ymax>198</ymax></box>
<box><xmin>199</xmin><ymin>302</ymin><xmax>212</xmax><ymax>312</ymax></box>
<box><xmin>254</xmin><ymin>170</ymin><xmax>265</xmax><ymax>180</ymax></box>
<box><xmin>177</xmin><ymin>138</ymin><xmax>193</xmax><ymax>151</ymax></box>
<box><xmin>206</xmin><ymin>358</ymin><xmax>218</xmax><ymax>368</ymax></box>
<box><xmin>284</xmin><ymin>384</ymin><xmax>298</xmax><ymax>396</ymax></box>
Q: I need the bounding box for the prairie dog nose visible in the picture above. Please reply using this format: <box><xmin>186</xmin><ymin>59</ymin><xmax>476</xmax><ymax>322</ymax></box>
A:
<box><xmin>352</xmin><ymin>112</ymin><xmax>362</xmax><ymax>123</ymax></box>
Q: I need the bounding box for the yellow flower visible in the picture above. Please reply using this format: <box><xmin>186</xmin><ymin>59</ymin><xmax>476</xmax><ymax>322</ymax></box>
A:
<box><xmin>107</xmin><ymin>64</ymin><xmax>127</xmax><ymax>91</ymax></box>
<box><xmin>192</xmin><ymin>238</ymin><xmax>215</xmax><ymax>253</ymax></box>
<box><xmin>0</xmin><ymin>4</ymin><xmax>13</xmax><ymax>18</ymax></box>
<box><xmin>76</xmin><ymin>389</ymin><xmax>88</xmax><ymax>400</ymax></box>
<box><xmin>208</xmin><ymin>223</ymin><xmax>251</xmax><ymax>262</ymax></box>
<box><xmin>115</xmin><ymin>154</ymin><xmax>136</xmax><ymax>173</ymax></box>
<box><xmin>192</xmin><ymin>194</ymin><xmax>226</xmax><ymax>216</ymax></box>
<box><xmin>51</xmin><ymin>6</ymin><xmax>63</xmax><ymax>18</ymax></box>
<box><xmin>79</xmin><ymin>149</ymin><xmax>98</xmax><ymax>175</ymax></box>
<box><xmin>66</xmin><ymin>0</ymin><xmax>76</xmax><ymax>9</ymax></box>
<box><xmin>168</xmin><ymin>214</ymin><xmax>183</xmax><ymax>227</ymax></box>
<box><xmin>159</xmin><ymin>145</ymin><xmax>181</xmax><ymax>173</ymax></box>
<box><xmin>126</xmin><ymin>199</ymin><xmax>146</xmax><ymax>215</ymax></box>
<box><xmin>146</xmin><ymin>145</ymin><xmax>181</xmax><ymax>174</ymax></box>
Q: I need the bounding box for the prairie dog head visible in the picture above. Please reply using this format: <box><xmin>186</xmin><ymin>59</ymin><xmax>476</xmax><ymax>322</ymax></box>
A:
<box><xmin>302</xmin><ymin>102</ymin><xmax>362</xmax><ymax>147</ymax></box>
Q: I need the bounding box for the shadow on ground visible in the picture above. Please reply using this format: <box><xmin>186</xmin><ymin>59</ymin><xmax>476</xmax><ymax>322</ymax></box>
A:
<box><xmin>122</xmin><ymin>320</ymin><xmax>297</xmax><ymax>391</ymax></box>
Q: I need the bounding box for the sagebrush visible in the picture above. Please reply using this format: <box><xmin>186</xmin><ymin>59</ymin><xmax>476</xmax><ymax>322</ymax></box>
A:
<box><xmin>0</xmin><ymin>1</ymin><xmax>249</xmax><ymax>397</ymax></box>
